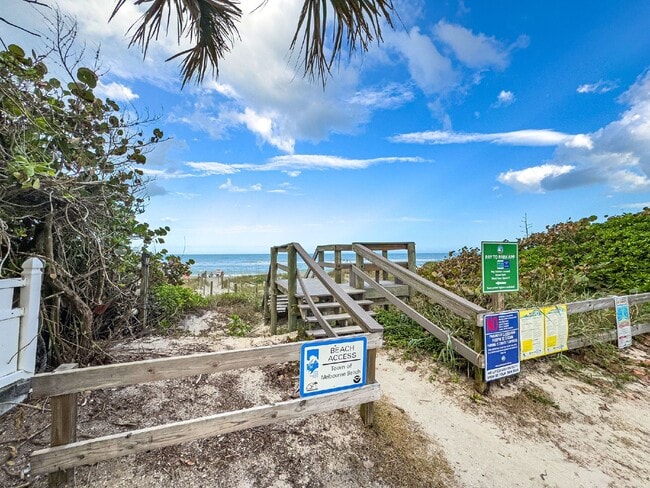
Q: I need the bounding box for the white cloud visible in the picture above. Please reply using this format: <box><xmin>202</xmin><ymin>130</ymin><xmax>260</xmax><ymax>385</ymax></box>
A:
<box><xmin>577</xmin><ymin>80</ymin><xmax>618</xmax><ymax>94</ymax></box>
<box><xmin>261</xmin><ymin>155</ymin><xmax>428</xmax><ymax>171</ymax></box>
<box><xmin>492</xmin><ymin>90</ymin><xmax>515</xmax><ymax>107</ymax></box>
<box><xmin>498</xmin><ymin>164</ymin><xmax>575</xmax><ymax>193</ymax></box>
<box><xmin>219</xmin><ymin>178</ymin><xmax>262</xmax><ymax>192</ymax></box>
<box><xmin>183</xmin><ymin>155</ymin><xmax>427</xmax><ymax>177</ymax></box>
<box><xmin>141</xmin><ymin>168</ymin><xmax>196</xmax><ymax>179</ymax></box>
<box><xmin>237</xmin><ymin>108</ymin><xmax>295</xmax><ymax>153</ymax></box>
<box><xmin>186</xmin><ymin>162</ymin><xmax>240</xmax><ymax>175</ymax></box>
<box><xmin>390</xmin><ymin>129</ymin><xmax>593</xmax><ymax>148</ymax></box>
<box><xmin>95</xmin><ymin>81</ymin><xmax>139</xmax><ymax>102</ymax></box>
<box><xmin>387</xmin><ymin>27</ymin><xmax>458</xmax><ymax>95</ymax></box>
<box><xmin>348</xmin><ymin>83</ymin><xmax>415</xmax><ymax>109</ymax></box>
<box><xmin>434</xmin><ymin>20</ymin><xmax>510</xmax><ymax>70</ymax></box>
<box><xmin>617</xmin><ymin>201</ymin><xmax>650</xmax><ymax>209</ymax></box>
<box><xmin>497</xmin><ymin>70</ymin><xmax>650</xmax><ymax>193</ymax></box>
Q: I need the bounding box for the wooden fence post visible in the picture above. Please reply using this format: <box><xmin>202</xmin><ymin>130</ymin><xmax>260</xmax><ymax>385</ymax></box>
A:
<box><xmin>287</xmin><ymin>245</ymin><xmax>297</xmax><ymax>332</ymax></box>
<box><xmin>139</xmin><ymin>251</ymin><xmax>150</xmax><ymax>329</ymax></box>
<box><xmin>360</xmin><ymin>349</ymin><xmax>377</xmax><ymax>426</ymax></box>
<box><xmin>49</xmin><ymin>363</ymin><xmax>79</xmax><ymax>487</ymax></box>
<box><xmin>473</xmin><ymin>317</ymin><xmax>489</xmax><ymax>394</ymax></box>
<box><xmin>269</xmin><ymin>248</ymin><xmax>278</xmax><ymax>334</ymax></box>
<box><xmin>334</xmin><ymin>247</ymin><xmax>342</xmax><ymax>283</ymax></box>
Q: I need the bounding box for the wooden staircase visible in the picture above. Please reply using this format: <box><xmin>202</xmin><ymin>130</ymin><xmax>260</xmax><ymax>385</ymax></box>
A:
<box><xmin>299</xmin><ymin>297</ymin><xmax>376</xmax><ymax>338</ymax></box>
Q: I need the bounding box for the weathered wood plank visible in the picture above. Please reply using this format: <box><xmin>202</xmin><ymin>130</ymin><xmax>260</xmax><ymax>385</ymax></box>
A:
<box><xmin>566</xmin><ymin>293</ymin><xmax>650</xmax><ymax>314</ymax></box>
<box><xmin>30</xmin><ymin>383</ymin><xmax>381</xmax><ymax>475</ymax></box>
<box><xmin>31</xmin><ymin>334</ymin><xmax>383</xmax><ymax>398</ymax></box>
<box><xmin>353</xmin><ymin>244</ymin><xmax>487</xmax><ymax>320</ymax></box>
<box><xmin>276</xmin><ymin>279</ymin><xmax>365</xmax><ymax>298</ymax></box>
<box><xmin>297</xmin><ymin>273</ymin><xmax>337</xmax><ymax>337</ymax></box>
<box><xmin>360</xmin><ymin>349</ymin><xmax>377</xmax><ymax>426</ymax></box>
<box><xmin>304</xmin><ymin>310</ymin><xmax>377</xmax><ymax>323</ymax></box>
<box><xmin>352</xmin><ymin>267</ymin><xmax>482</xmax><ymax>367</ymax></box>
<box><xmin>306</xmin><ymin>326</ymin><xmax>365</xmax><ymax>338</ymax></box>
<box><xmin>299</xmin><ymin>300</ymin><xmax>373</xmax><ymax>310</ymax></box>
<box><xmin>49</xmin><ymin>364</ymin><xmax>78</xmax><ymax>487</ymax></box>
<box><xmin>354</xmin><ymin>242</ymin><xmax>412</xmax><ymax>251</ymax></box>
<box><xmin>567</xmin><ymin>323</ymin><xmax>650</xmax><ymax>350</ymax></box>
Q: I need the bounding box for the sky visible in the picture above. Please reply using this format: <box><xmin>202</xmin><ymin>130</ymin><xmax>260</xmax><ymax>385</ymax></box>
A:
<box><xmin>3</xmin><ymin>1</ymin><xmax>650</xmax><ymax>254</ymax></box>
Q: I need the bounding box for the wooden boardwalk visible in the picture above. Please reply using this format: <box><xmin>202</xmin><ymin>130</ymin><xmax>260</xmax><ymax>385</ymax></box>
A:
<box><xmin>275</xmin><ymin>278</ymin><xmax>364</xmax><ymax>298</ymax></box>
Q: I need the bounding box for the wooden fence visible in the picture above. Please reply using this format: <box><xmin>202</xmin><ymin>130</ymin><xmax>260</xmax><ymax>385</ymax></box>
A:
<box><xmin>0</xmin><ymin>258</ymin><xmax>43</xmax><ymax>416</ymax></box>
<box><xmin>29</xmin><ymin>333</ymin><xmax>383</xmax><ymax>483</ymax></box>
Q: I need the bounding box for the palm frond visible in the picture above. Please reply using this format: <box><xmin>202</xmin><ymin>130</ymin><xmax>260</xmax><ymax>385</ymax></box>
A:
<box><xmin>291</xmin><ymin>0</ymin><xmax>396</xmax><ymax>85</ymax></box>
<box><xmin>111</xmin><ymin>0</ymin><xmax>241</xmax><ymax>86</ymax></box>
<box><xmin>111</xmin><ymin>1</ymin><xmax>396</xmax><ymax>87</ymax></box>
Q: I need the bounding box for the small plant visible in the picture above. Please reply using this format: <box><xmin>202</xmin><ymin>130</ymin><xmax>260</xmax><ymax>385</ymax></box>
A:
<box><xmin>523</xmin><ymin>386</ymin><xmax>560</xmax><ymax>409</ymax></box>
<box><xmin>227</xmin><ymin>314</ymin><xmax>253</xmax><ymax>337</ymax></box>
<box><xmin>150</xmin><ymin>284</ymin><xmax>206</xmax><ymax>329</ymax></box>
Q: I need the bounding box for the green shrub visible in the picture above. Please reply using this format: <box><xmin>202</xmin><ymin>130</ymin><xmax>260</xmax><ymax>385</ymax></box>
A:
<box><xmin>227</xmin><ymin>314</ymin><xmax>253</xmax><ymax>337</ymax></box>
<box><xmin>150</xmin><ymin>284</ymin><xmax>206</xmax><ymax>329</ymax></box>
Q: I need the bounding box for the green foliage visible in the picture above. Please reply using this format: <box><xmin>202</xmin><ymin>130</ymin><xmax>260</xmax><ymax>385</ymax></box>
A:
<box><xmin>413</xmin><ymin>210</ymin><xmax>650</xmax><ymax>368</ymax></box>
<box><xmin>0</xmin><ymin>34</ymin><xmax>175</xmax><ymax>365</ymax></box>
<box><xmin>151</xmin><ymin>285</ymin><xmax>207</xmax><ymax>329</ymax></box>
<box><xmin>375</xmin><ymin>308</ymin><xmax>444</xmax><ymax>358</ymax></box>
<box><xmin>227</xmin><ymin>314</ymin><xmax>253</xmax><ymax>337</ymax></box>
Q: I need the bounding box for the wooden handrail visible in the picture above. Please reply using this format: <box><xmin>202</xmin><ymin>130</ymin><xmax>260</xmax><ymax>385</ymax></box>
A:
<box><xmin>292</xmin><ymin>243</ymin><xmax>383</xmax><ymax>333</ymax></box>
<box><xmin>353</xmin><ymin>244</ymin><xmax>488</xmax><ymax>320</ymax></box>
<box><xmin>351</xmin><ymin>266</ymin><xmax>482</xmax><ymax>367</ymax></box>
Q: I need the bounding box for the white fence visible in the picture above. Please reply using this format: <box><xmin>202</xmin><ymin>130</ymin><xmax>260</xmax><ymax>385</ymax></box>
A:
<box><xmin>0</xmin><ymin>258</ymin><xmax>43</xmax><ymax>416</ymax></box>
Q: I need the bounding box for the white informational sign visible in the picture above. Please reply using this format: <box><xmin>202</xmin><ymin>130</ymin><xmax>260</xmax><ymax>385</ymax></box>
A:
<box><xmin>299</xmin><ymin>337</ymin><xmax>367</xmax><ymax>397</ymax></box>
<box><xmin>519</xmin><ymin>308</ymin><xmax>545</xmax><ymax>360</ymax></box>
<box><xmin>615</xmin><ymin>296</ymin><xmax>632</xmax><ymax>349</ymax></box>
<box><xmin>544</xmin><ymin>305</ymin><xmax>569</xmax><ymax>355</ymax></box>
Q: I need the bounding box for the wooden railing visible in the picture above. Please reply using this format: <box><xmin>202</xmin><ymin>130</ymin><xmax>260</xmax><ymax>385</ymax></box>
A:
<box><xmin>353</xmin><ymin>244</ymin><xmax>488</xmax><ymax>368</ymax></box>
<box><xmin>266</xmin><ymin>243</ymin><xmax>386</xmax><ymax>335</ymax></box>
<box><xmin>29</xmin><ymin>334</ymin><xmax>383</xmax><ymax>483</ymax></box>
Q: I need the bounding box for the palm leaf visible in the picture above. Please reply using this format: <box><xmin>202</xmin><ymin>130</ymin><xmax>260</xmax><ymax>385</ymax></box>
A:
<box><xmin>111</xmin><ymin>0</ymin><xmax>396</xmax><ymax>87</ymax></box>
<box><xmin>291</xmin><ymin>0</ymin><xmax>396</xmax><ymax>85</ymax></box>
<box><xmin>111</xmin><ymin>0</ymin><xmax>241</xmax><ymax>87</ymax></box>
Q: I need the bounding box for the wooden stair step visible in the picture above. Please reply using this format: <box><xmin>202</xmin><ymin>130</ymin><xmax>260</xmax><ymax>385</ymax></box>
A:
<box><xmin>298</xmin><ymin>299</ymin><xmax>373</xmax><ymax>310</ymax></box>
<box><xmin>306</xmin><ymin>325</ymin><xmax>364</xmax><ymax>338</ymax></box>
<box><xmin>304</xmin><ymin>311</ymin><xmax>376</xmax><ymax>323</ymax></box>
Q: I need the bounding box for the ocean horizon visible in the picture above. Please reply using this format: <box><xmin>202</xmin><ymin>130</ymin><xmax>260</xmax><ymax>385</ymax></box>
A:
<box><xmin>182</xmin><ymin>251</ymin><xmax>447</xmax><ymax>276</ymax></box>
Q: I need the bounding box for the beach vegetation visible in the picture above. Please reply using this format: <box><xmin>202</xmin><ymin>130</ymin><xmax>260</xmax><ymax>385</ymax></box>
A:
<box><xmin>0</xmin><ymin>18</ymin><xmax>191</xmax><ymax>366</ymax></box>
<box><xmin>227</xmin><ymin>313</ymin><xmax>253</xmax><ymax>337</ymax></box>
<box><xmin>151</xmin><ymin>284</ymin><xmax>207</xmax><ymax>329</ymax></box>
<box><xmin>378</xmin><ymin>210</ymin><xmax>650</xmax><ymax>378</ymax></box>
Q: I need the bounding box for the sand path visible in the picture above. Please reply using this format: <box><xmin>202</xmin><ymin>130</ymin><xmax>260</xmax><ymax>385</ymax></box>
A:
<box><xmin>377</xmin><ymin>350</ymin><xmax>650</xmax><ymax>488</ymax></box>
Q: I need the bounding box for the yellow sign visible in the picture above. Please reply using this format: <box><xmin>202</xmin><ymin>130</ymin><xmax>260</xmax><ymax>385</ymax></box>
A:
<box><xmin>518</xmin><ymin>304</ymin><xmax>569</xmax><ymax>360</ymax></box>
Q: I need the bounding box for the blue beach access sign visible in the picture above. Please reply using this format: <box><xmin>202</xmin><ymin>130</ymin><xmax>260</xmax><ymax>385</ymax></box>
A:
<box><xmin>299</xmin><ymin>336</ymin><xmax>367</xmax><ymax>397</ymax></box>
<box><xmin>484</xmin><ymin>311</ymin><xmax>521</xmax><ymax>381</ymax></box>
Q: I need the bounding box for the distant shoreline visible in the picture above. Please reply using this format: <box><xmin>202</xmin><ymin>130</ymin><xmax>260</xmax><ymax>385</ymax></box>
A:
<box><xmin>185</xmin><ymin>252</ymin><xmax>447</xmax><ymax>277</ymax></box>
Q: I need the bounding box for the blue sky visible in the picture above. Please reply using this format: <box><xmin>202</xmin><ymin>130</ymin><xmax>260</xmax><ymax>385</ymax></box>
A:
<box><xmin>5</xmin><ymin>1</ymin><xmax>650</xmax><ymax>253</ymax></box>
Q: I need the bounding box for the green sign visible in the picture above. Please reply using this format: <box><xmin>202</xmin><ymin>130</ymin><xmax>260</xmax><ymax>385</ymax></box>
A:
<box><xmin>481</xmin><ymin>241</ymin><xmax>519</xmax><ymax>293</ymax></box>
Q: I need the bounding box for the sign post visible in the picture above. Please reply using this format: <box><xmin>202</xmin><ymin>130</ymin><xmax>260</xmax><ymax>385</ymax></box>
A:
<box><xmin>299</xmin><ymin>337</ymin><xmax>367</xmax><ymax>397</ymax></box>
<box><xmin>481</xmin><ymin>241</ymin><xmax>519</xmax><ymax>294</ymax></box>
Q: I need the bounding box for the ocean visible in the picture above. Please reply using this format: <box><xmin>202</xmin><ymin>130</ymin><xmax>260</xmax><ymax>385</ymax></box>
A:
<box><xmin>182</xmin><ymin>251</ymin><xmax>447</xmax><ymax>276</ymax></box>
